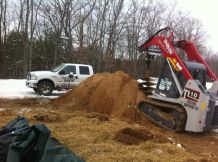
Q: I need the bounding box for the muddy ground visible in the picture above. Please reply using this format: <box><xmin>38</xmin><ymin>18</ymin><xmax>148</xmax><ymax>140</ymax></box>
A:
<box><xmin>0</xmin><ymin>98</ymin><xmax>218</xmax><ymax>162</ymax></box>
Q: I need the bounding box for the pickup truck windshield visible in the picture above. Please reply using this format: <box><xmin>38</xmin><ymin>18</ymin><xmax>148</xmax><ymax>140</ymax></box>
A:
<box><xmin>51</xmin><ymin>64</ymin><xmax>65</xmax><ymax>72</ymax></box>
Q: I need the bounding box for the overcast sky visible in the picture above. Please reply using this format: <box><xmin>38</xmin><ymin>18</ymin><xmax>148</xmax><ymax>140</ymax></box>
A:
<box><xmin>176</xmin><ymin>0</ymin><xmax>218</xmax><ymax>53</ymax></box>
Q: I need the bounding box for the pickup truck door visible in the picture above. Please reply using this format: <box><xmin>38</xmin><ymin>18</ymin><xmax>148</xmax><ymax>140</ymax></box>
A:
<box><xmin>75</xmin><ymin>65</ymin><xmax>91</xmax><ymax>84</ymax></box>
<box><xmin>59</xmin><ymin>65</ymin><xmax>76</xmax><ymax>88</ymax></box>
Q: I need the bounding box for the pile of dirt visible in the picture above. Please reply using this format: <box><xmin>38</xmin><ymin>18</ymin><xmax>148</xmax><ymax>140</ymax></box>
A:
<box><xmin>53</xmin><ymin>71</ymin><xmax>146</xmax><ymax>121</ymax></box>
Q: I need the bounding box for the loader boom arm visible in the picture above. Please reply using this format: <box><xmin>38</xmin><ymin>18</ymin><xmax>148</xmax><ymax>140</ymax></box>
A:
<box><xmin>138</xmin><ymin>27</ymin><xmax>218</xmax><ymax>81</ymax></box>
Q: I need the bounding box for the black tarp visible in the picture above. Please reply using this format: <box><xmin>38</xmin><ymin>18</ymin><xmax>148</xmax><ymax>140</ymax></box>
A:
<box><xmin>0</xmin><ymin>116</ymin><xmax>85</xmax><ymax>162</ymax></box>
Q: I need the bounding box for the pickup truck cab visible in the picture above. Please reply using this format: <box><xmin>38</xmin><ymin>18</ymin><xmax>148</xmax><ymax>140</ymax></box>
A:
<box><xmin>26</xmin><ymin>63</ymin><xmax>94</xmax><ymax>96</ymax></box>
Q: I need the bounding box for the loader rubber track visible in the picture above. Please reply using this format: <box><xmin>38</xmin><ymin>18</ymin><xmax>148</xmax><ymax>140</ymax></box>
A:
<box><xmin>138</xmin><ymin>98</ymin><xmax>186</xmax><ymax>132</ymax></box>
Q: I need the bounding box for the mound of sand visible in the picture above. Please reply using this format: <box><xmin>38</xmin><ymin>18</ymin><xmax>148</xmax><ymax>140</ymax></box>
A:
<box><xmin>53</xmin><ymin>71</ymin><xmax>146</xmax><ymax>121</ymax></box>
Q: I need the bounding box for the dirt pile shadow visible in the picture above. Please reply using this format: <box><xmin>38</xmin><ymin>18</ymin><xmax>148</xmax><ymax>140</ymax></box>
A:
<box><xmin>52</xmin><ymin>71</ymin><xmax>147</xmax><ymax>122</ymax></box>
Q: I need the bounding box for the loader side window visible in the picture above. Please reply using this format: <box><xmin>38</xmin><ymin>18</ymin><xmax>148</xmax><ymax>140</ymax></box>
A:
<box><xmin>189</xmin><ymin>69</ymin><xmax>206</xmax><ymax>88</ymax></box>
<box><xmin>184</xmin><ymin>62</ymin><xmax>207</xmax><ymax>88</ymax></box>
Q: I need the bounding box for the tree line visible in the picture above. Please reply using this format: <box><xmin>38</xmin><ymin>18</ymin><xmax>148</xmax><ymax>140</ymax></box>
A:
<box><xmin>0</xmin><ymin>0</ymin><xmax>217</xmax><ymax>79</ymax></box>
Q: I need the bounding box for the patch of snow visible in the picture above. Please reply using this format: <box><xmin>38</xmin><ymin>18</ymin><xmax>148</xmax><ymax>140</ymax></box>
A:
<box><xmin>176</xmin><ymin>143</ymin><xmax>182</xmax><ymax>148</ymax></box>
<box><xmin>0</xmin><ymin>79</ymin><xmax>67</xmax><ymax>99</ymax></box>
<box><xmin>206</xmin><ymin>82</ymin><xmax>213</xmax><ymax>90</ymax></box>
<box><xmin>137</xmin><ymin>79</ymin><xmax>146</xmax><ymax>83</ymax></box>
<box><xmin>0</xmin><ymin>79</ymin><xmax>36</xmax><ymax>98</ymax></box>
<box><xmin>212</xmin><ymin>129</ymin><xmax>218</xmax><ymax>133</ymax></box>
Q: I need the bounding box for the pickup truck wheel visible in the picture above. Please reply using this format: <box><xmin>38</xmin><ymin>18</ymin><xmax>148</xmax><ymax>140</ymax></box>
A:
<box><xmin>37</xmin><ymin>81</ymin><xmax>53</xmax><ymax>96</ymax></box>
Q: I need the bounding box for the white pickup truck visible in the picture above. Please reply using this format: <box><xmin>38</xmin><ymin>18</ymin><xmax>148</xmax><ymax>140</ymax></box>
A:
<box><xmin>26</xmin><ymin>63</ymin><xmax>94</xmax><ymax>96</ymax></box>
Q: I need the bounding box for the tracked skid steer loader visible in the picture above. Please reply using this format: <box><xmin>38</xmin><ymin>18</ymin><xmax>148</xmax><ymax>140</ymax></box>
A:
<box><xmin>138</xmin><ymin>27</ymin><xmax>218</xmax><ymax>132</ymax></box>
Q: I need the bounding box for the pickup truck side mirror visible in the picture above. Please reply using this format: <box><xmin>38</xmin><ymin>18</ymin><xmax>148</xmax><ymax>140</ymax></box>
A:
<box><xmin>68</xmin><ymin>72</ymin><xmax>78</xmax><ymax>82</ymax></box>
<box><xmin>68</xmin><ymin>72</ymin><xmax>74</xmax><ymax>79</ymax></box>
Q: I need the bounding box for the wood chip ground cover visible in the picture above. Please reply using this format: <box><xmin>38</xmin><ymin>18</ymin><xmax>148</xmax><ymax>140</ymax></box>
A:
<box><xmin>0</xmin><ymin>98</ymin><xmax>214</xmax><ymax>162</ymax></box>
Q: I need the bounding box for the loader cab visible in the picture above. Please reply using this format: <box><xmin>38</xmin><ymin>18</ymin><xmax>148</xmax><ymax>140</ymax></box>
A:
<box><xmin>185</xmin><ymin>62</ymin><xmax>207</xmax><ymax>87</ymax></box>
<box><xmin>155</xmin><ymin>60</ymin><xmax>207</xmax><ymax>98</ymax></box>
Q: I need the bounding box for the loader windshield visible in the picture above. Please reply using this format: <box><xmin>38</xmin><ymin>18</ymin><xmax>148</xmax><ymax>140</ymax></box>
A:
<box><xmin>155</xmin><ymin>60</ymin><xmax>180</xmax><ymax>98</ymax></box>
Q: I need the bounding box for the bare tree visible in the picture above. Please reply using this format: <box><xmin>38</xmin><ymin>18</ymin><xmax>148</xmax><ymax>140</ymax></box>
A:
<box><xmin>0</xmin><ymin>0</ymin><xmax>8</xmax><ymax>78</ymax></box>
<box><xmin>28</xmin><ymin>0</ymin><xmax>41</xmax><ymax>72</ymax></box>
<box><xmin>84</xmin><ymin>0</ymin><xmax>110</xmax><ymax>72</ymax></box>
<box><xmin>0</xmin><ymin>0</ymin><xmax>214</xmax><ymax>79</ymax></box>
<box><xmin>104</xmin><ymin>0</ymin><xmax>124</xmax><ymax>71</ymax></box>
